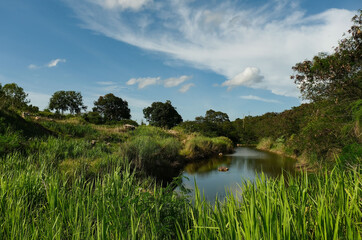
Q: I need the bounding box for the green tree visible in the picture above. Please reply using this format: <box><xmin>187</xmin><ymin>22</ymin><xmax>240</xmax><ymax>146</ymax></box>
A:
<box><xmin>93</xmin><ymin>93</ymin><xmax>131</xmax><ymax>121</ymax></box>
<box><xmin>49</xmin><ymin>91</ymin><xmax>87</xmax><ymax>114</ymax></box>
<box><xmin>1</xmin><ymin>83</ymin><xmax>29</xmax><ymax>110</ymax></box>
<box><xmin>143</xmin><ymin>100</ymin><xmax>182</xmax><ymax>128</ymax></box>
<box><xmin>67</xmin><ymin>91</ymin><xmax>87</xmax><ymax>114</ymax></box>
<box><xmin>291</xmin><ymin>10</ymin><xmax>362</xmax><ymax>103</ymax></box>
<box><xmin>204</xmin><ymin>109</ymin><xmax>230</xmax><ymax>123</ymax></box>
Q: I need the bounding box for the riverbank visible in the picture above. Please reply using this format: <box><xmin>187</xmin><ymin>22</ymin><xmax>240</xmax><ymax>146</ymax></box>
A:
<box><xmin>255</xmin><ymin>137</ymin><xmax>320</xmax><ymax>172</ymax></box>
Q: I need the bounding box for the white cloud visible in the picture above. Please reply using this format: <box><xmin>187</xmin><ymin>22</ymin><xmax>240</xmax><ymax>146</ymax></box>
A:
<box><xmin>164</xmin><ymin>75</ymin><xmax>191</xmax><ymax>88</ymax></box>
<box><xmin>179</xmin><ymin>83</ymin><xmax>195</xmax><ymax>93</ymax></box>
<box><xmin>28</xmin><ymin>59</ymin><xmax>66</xmax><ymax>69</ymax></box>
<box><xmin>240</xmin><ymin>95</ymin><xmax>280</xmax><ymax>103</ymax></box>
<box><xmin>90</xmin><ymin>0</ymin><xmax>151</xmax><ymax>11</ymax></box>
<box><xmin>67</xmin><ymin>0</ymin><xmax>356</xmax><ymax>97</ymax></box>
<box><xmin>47</xmin><ymin>59</ymin><xmax>66</xmax><ymax>68</ymax></box>
<box><xmin>222</xmin><ymin>67</ymin><xmax>263</xmax><ymax>90</ymax></box>
<box><xmin>96</xmin><ymin>81</ymin><xmax>117</xmax><ymax>85</ymax></box>
<box><xmin>126</xmin><ymin>75</ymin><xmax>193</xmax><ymax>89</ymax></box>
<box><xmin>126</xmin><ymin>77</ymin><xmax>161</xmax><ymax>89</ymax></box>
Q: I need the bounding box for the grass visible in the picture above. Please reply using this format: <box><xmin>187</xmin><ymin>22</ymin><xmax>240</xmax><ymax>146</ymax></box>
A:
<box><xmin>0</xmin><ymin>116</ymin><xmax>361</xmax><ymax>239</ymax></box>
<box><xmin>180</xmin><ymin>135</ymin><xmax>234</xmax><ymax>160</ymax></box>
<box><xmin>177</xmin><ymin>164</ymin><xmax>362</xmax><ymax>239</ymax></box>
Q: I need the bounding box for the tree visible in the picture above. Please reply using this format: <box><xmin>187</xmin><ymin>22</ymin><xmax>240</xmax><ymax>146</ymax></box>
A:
<box><xmin>93</xmin><ymin>93</ymin><xmax>130</xmax><ymax>121</ymax></box>
<box><xmin>49</xmin><ymin>91</ymin><xmax>87</xmax><ymax>114</ymax></box>
<box><xmin>143</xmin><ymin>100</ymin><xmax>182</xmax><ymax>128</ymax></box>
<box><xmin>1</xmin><ymin>83</ymin><xmax>30</xmax><ymax>110</ymax></box>
<box><xmin>67</xmin><ymin>91</ymin><xmax>87</xmax><ymax>114</ymax></box>
<box><xmin>205</xmin><ymin>109</ymin><xmax>230</xmax><ymax>123</ymax></box>
<box><xmin>291</xmin><ymin>10</ymin><xmax>362</xmax><ymax>103</ymax></box>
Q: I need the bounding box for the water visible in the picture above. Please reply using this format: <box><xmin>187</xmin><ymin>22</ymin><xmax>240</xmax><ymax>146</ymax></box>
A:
<box><xmin>179</xmin><ymin>147</ymin><xmax>296</xmax><ymax>201</ymax></box>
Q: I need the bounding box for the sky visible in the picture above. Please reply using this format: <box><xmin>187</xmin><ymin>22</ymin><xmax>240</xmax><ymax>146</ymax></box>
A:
<box><xmin>0</xmin><ymin>0</ymin><xmax>360</xmax><ymax>122</ymax></box>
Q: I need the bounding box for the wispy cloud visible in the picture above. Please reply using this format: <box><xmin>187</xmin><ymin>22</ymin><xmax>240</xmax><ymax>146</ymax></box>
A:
<box><xmin>96</xmin><ymin>81</ymin><xmax>117</xmax><ymax>85</ymax></box>
<box><xmin>28</xmin><ymin>58</ymin><xmax>66</xmax><ymax>69</ymax></box>
<box><xmin>28</xmin><ymin>64</ymin><xmax>39</xmax><ymax>70</ymax></box>
<box><xmin>179</xmin><ymin>83</ymin><xmax>195</xmax><ymax>93</ymax></box>
<box><xmin>126</xmin><ymin>77</ymin><xmax>161</xmax><ymax>89</ymax></box>
<box><xmin>164</xmin><ymin>75</ymin><xmax>191</xmax><ymax>88</ymax></box>
<box><xmin>47</xmin><ymin>59</ymin><xmax>66</xmax><ymax>68</ymax></box>
<box><xmin>126</xmin><ymin>75</ymin><xmax>192</xmax><ymax>89</ymax></box>
<box><xmin>240</xmin><ymin>95</ymin><xmax>280</xmax><ymax>103</ymax></box>
<box><xmin>66</xmin><ymin>0</ymin><xmax>355</xmax><ymax>97</ymax></box>
<box><xmin>92</xmin><ymin>0</ymin><xmax>152</xmax><ymax>11</ymax></box>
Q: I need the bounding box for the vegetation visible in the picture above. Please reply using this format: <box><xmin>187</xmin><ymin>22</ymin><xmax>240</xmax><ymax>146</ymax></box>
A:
<box><xmin>0</xmin><ymin>9</ymin><xmax>361</xmax><ymax>240</ymax></box>
<box><xmin>0</xmin><ymin>126</ymin><xmax>360</xmax><ymax>238</ymax></box>
<box><xmin>143</xmin><ymin>100</ymin><xmax>183</xmax><ymax>129</ymax></box>
<box><xmin>49</xmin><ymin>90</ymin><xmax>87</xmax><ymax>114</ymax></box>
<box><xmin>291</xmin><ymin>10</ymin><xmax>361</xmax><ymax>103</ymax></box>
<box><xmin>93</xmin><ymin>93</ymin><xmax>131</xmax><ymax>122</ymax></box>
<box><xmin>0</xmin><ymin>83</ymin><xmax>29</xmax><ymax>110</ymax></box>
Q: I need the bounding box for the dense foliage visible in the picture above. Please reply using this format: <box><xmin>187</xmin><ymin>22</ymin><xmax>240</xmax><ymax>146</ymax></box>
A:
<box><xmin>291</xmin><ymin>10</ymin><xmax>361</xmax><ymax>103</ymax></box>
<box><xmin>49</xmin><ymin>90</ymin><xmax>87</xmax><ymax>114</ymax></box>
<box><xmin>0</xmin><ymin>83</ymin><xmax>29</xmax><ymax>110</ymax></box>
<box><xmin>143</xmin><ymin>100</ymin><xmax>183</xmax><ymax>129</ymax></box>
<box><xmin>93</xmin><ymin>93</ymin><xmax>131</xmax><ymax>122</ymax></box>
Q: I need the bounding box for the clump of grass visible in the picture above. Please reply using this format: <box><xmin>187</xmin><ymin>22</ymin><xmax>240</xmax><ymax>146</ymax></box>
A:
<box><xmin>181</xmin><ymin>135</ymin><xmax>233</xmax><ymax>160</ymax></box>
<box><xmin>257</xmin><ymin>137</ymin><xmax>274</xmax><ymax>150</ymax></box>
<box><xmin>122</xmin><ymin>135</ymin><xmax>182</xmax><ymax>175</ymax></box>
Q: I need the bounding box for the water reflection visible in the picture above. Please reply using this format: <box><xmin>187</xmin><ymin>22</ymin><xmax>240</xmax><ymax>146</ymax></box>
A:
<box><xmin>179</xmin><ymin>147</ymin><xmax>296</xmax><ymax>201</ymax></box>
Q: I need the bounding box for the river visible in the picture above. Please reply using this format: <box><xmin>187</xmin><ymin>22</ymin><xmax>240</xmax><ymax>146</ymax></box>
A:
<box><xmin>178</xmin><ymin>146</ymin><xmax>296</xmax><ymax>201</ymax></box>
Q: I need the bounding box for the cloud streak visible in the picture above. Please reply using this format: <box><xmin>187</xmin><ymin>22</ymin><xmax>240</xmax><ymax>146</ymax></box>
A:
<box><xmin>91</xmin><ymin>0</ymin><xmax>151</xmax><ymax>11</ymax></box>
<box><xmin>240</xmin><ymin>95</ymin><xmax>280</xmax><ymax>103</ymax></box>
<box><xmin>66</xmin><ymin>0</ymin><xmax>355</xmax><ymax>97</ymax></box>
<box><xmin>126</xmin><ymin>75</ymin><xmax>192</xmax><ymax>89</ymax></box>
<box><xmin>28</xmin><ymin>58</ymin><xmax>66</xmax><ymax>69</ymax></box>
<box><xmin>179</xmin><ymin>83</ymin><xmax>195</xmax><ymax>93</ymax></box>
<box><xmin>47</xmin><ymin>59</ymin><xmax>66</xmax><ymax>68</ymax></box>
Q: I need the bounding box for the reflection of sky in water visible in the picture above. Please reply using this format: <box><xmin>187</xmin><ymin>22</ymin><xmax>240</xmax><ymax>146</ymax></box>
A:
<box><xmin>178</xmin><ymin>147</ymin><xmax>296</xmax><ymax>202</ymax></box>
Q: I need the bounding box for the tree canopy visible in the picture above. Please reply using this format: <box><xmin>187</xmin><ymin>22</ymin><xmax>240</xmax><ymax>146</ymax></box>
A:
<box><xmin>196</xmin><ymin>109</ymin><xmax>230</xmax><ymax>124</ymax></box>
<box><xmin>49</xmin><ymin>91</ymin><xmax>87</xmax><ymax>114</ymax></box>
<box><xmin>93</xmin><ymin>93</ymin><xmax>131</xmax><ymax>121</ymax></box>
<box><xmin>1</xmin><ymin>83</ymin><xmax>29</xmax><ymax>110</ymax></box>
<box><xmin>291</xmin><ymin>10</ymin><xmax>362</xmax><ymax>103</ymax></box>
<box><xmin>143</xmin><ymin>100</ymin><xmax>182</xmax><ymax>128</ymax></box>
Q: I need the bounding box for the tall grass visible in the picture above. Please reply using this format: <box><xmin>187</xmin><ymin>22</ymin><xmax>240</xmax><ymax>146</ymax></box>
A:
<box><xmin>40</xmin><ymin>120</ymin><xmax>99</xmax><ymax>139</ymax></box>
<box><xmin>177</xmin><ymin>164</ymin><xmax>362</xmax><ymax>239</ymax></box>
<box><xmin>181</xmin><ymin>135</ymin><xmax>233</xmax><ymax>160</ymax></box>
<box><xmin>0</xmin><ymin>161</ymin><xmax>187</xmax><ymax>239</ymax></box>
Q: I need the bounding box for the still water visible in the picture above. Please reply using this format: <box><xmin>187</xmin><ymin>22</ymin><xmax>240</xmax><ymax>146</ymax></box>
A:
<box><xmin>179</xmin><ymin>147</ymin><xmax>296</xmax><ymax>201</ymax></box>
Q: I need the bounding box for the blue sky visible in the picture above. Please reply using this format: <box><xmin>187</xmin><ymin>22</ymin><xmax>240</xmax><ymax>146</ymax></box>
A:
<box><xmin>0</xmin><ymin>0</ymin><xmax>360</xmax><ymax>122</ymax></box>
